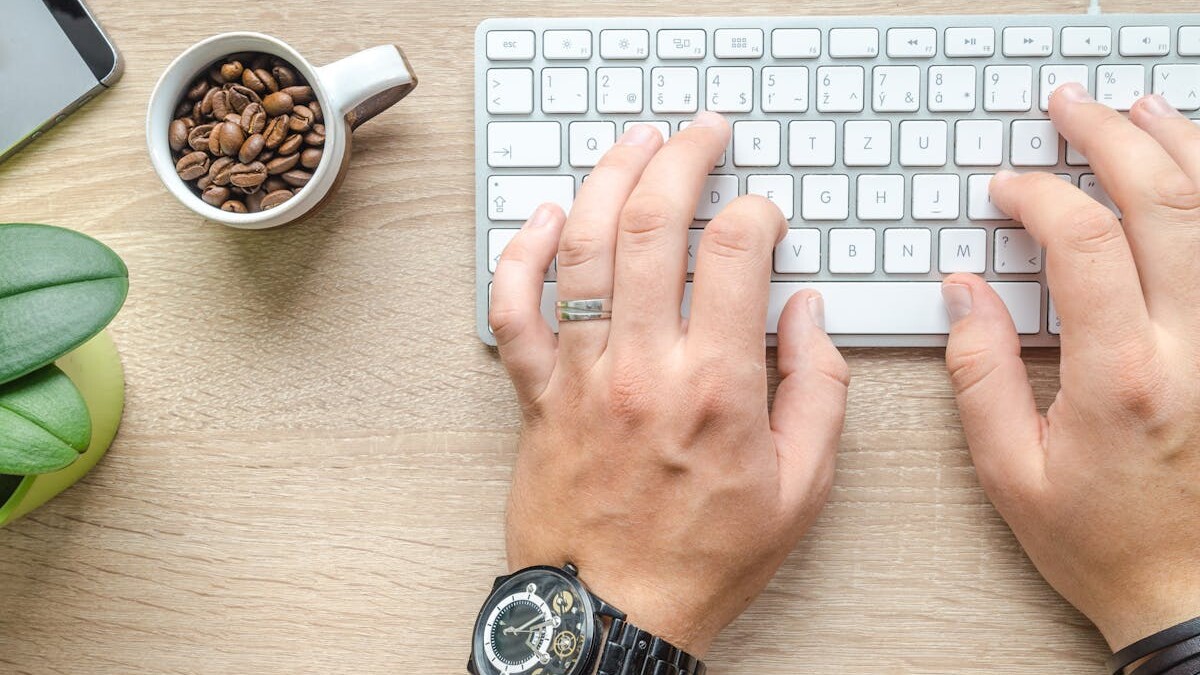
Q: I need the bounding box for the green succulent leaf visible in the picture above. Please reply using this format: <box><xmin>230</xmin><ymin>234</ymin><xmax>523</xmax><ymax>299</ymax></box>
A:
<box><xmin>0</xmin><ymin>365</ymin><xmax>91</xmax><ymax>475</ymax></box>
<box><xmin>0</xmin><ymin>223</ymin><xmax>128</xmax><ymax>386</ymax></box>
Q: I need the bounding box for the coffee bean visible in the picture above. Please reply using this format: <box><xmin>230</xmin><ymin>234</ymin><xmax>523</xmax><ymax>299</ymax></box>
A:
<box><xmin>229</xmin><ymin>84</ymin><xmax>261</xmax><ymax>106</ymax></box>
<box><xmin>300</xmin><ymin>147</ymin><xmax>323</xmax><ymax>169</ymax></box>
<box><xmin>174</xmin><ymin>98</ymin><xmax>193</xmax><ymax>118</ymax></box>
<box><xmin>223</xmin><ymin>113</ymin><xmax>242</xmax><ymax>125</ymax></box>
<box><xmin>202</xmin><ymin>185</ymin><xmax>231</xmax><ymax>206</ymax></box>
<box><xmin>244</xmin><ymin>190</ymin><xmax>264</xmax><ymax>212</ymax></box>
<box><xmin>262</xmin><ymin>91</ymin><xmax>293</xmax><ymax>117</ymax></box>
<box><xmin>228</xmin><ymin>161</ymin><xmax>267</xmax><ymax>189</ymax></box>
<box><xmin>220</xmin><ymin>60</ymin><xmax>244</xmax><ymax>82</ymax></box>
<box><xmin>250</xmin><ymin>54</ymin><xmax>271</xmax><ymax>71</ymax></box>
<box><xmin>240</xmin><ymin>103</ymin><xmax>267</xmax><ymax>135</ymax></box>
<box><xmin>221</xmin><ymin>199</ymin><xmax>248</xmax><ymax>213</ymax></box>
<box><xmin>187</xmin><ymin>78</ymin><xmax>209</xmax><ymax>101</ymax></box>
<box><xmin>197</xmin><ymin>174</ymin><xmax>212</xmax><ymax>190</ymax></box>
<box><xmin>211</xmin><ymin>89</ymin><xmax>231</xmax><ymax>120</ymax></box>
<box><xmin>266</xmin><ymin>153</ymin><xmax>300</xmax><ymax>175</ymax></box>
<box><xmin>260</xmin><ymin>189</ymin><xmax>294</xmax><ymax>210</ymax></box>
<box><xmin>308</xmin><ymin>100</ymin><xmax>323</xmax><ymax>122</ymax></box>
<box><xmin>175</xmin><ymin>151</ymin><xmax>210</xmax><ymax>181</ymax></box>
<box><xmin>238</xmin><ymin>133</ymin><xmax>265</xmax><ymax>163</ymax></box>
<box><xmin>259</xmin><ymin>149</ymin><xmax>275</xmax><ymax>162</ymax></box>
<box><xmin>278</xmin><ymin>133</ymin><xmax>303</xmax><ymax>156</ymax></box>
<box><xmin>263</xmin><ymin>176</ymin><xmax>288</xmax><ymax>193</ymax></box>
<box><xmin>289</xmin><ymin>105</ymin><xmax>314</xmax><ymax>132</ymax></box>
<box><xmin>254</xmin><ymin>68</ymin><xmax>279</xmax><ymax>93</ymax></box>
<box><xmin>242</xmin><ymin>68</ymin><xmax>267</xmax><ymax>93</ymax></box>
<box><xmin>281</xmin><ymin>169</ymin><xmax>312</xmax><ymax>188</ymax></box>
<box><xmin>281</xmin><ymin>85</ymin><xmax>314</xmax><ymax>104</ymax></box>
<box><xmin>200</xmin><ymin>87</ymin><xmax>218</xmax><ymax>115</ymax></box>
<box><xmin>226</xmin><ymin>87</ymin><xmax>249</xmax><ymax>113</ymax></box>
<box><xmin>207</xmin><ymin>125</ymin><xmax>222</xmax><ymax>155</ymax></box>
<box><xmin>169</xmin><ymin>119</ymin><xmax>190</xmax><ymax>152</ymax></box>
<box><xmin>187</xmin><ymin>123</ymin><xmax>215</xmax><ymax>151</ymax></box>
<box><xmin>263</xmin><ymin>114</ymin><xmax>290</xmax><ymax>148</ymax></box>
<box><xmin>272</xmin><ymin>65</ymin><xmax>299</xmax><ymax>89</ymax></box>
<box><xmin>209</xmin><ymin>64</ymin><xmax>228</xmax><ymax>84</ymax></box>
<box><xmin>208</xmin><ymin>156</ymin><xmax>235</xmax><ymax>185</ymax></box>
<box><xmin>304</xmin><ymin>124</ymin><xmax>325</xmax><ymax>146</ymax></box>
<box><xmin>217</xmin><ymin>122</ymin><xmax>244</xmax><ymax>157</ymax></box>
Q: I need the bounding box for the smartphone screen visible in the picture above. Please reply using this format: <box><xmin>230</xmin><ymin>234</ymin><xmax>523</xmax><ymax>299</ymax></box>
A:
<box><xmin>0</xmin><ymin>0</ymin><xmax>114</xmax><ymax>156</ymax></box>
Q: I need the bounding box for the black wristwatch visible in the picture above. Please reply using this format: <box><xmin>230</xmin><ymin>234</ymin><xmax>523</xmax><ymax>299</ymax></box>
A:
<box><xmin>468</xmin><ymin>563</ymin><xmax>706</xmax><ymax>675</ymax></box>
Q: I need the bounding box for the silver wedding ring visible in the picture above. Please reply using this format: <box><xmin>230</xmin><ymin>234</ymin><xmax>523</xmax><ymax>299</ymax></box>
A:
<box><xmin>557</xmin><ymin>298</ymin><xmax>613</xmax><ymax>321</ymax></box>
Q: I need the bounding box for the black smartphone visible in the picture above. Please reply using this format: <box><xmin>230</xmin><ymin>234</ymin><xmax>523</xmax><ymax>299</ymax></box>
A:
<box><xmin>0</xmin><ymin>0</ymin><xmax>122</xmax><ymax>163</ymax></box>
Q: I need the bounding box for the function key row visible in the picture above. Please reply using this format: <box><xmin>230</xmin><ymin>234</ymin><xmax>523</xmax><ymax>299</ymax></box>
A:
<box><xmin>487</xmin><ymin>26</ymin><xmax>1200</xmax><ymax>62</ymax></box>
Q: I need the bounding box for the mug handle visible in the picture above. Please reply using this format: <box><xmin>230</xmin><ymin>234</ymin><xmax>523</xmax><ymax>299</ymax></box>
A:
<box><xmin>317</xmin><ymin>45</ymin><xmax>417</xmax><ymax>130</ymax></box>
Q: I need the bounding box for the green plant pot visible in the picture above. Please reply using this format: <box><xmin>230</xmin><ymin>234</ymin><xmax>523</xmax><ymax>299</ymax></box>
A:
<box><xmin>0</xmin><ymin>331</ymin><xmax>125</xmax><ymax>527</ymax></box>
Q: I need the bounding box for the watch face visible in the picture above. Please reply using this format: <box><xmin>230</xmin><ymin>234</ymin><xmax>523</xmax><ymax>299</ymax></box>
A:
<box><xmin>472</xmin><ymin>567</ymin><xmax>596</xmax><ymax>675</ymax></box>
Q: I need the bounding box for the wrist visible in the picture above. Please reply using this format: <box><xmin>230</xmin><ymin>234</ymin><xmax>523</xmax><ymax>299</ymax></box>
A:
<box><xmin>579</xmin><ymin>569</ymin><xmax>720</xmax><ymax>658</ymax></box>
<box><xmin>1093</xmin><ymin>595</ymin><xmax>1200</xmax><ymax>653</ymax></box>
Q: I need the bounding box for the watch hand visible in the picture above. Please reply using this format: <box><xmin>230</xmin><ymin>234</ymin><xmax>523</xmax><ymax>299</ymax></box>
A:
<box><xmin>504</xmin><ymin>614</ymin><xmax>545</xmax><ymax>635</ymax></box>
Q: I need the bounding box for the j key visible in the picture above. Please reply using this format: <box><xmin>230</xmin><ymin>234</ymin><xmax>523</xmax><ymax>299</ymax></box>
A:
<box><xmin>912</xmin><ymin>174</ymin><xmax>960</xmax><ymax>220</ymax></box>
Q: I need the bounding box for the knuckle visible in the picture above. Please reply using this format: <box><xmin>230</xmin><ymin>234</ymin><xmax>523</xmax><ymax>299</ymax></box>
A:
<box><xmin>701</xmin><ymin>218</ymin><xmax>761</xmax><ymax>261</ymax></box>
<box><xmin>1062</xmin><ymin>206</ymin><xmax>1124</xmax><ymax>255</ymax></box>
<box><xmin>488</xmin><ymin>303</ymin><xmax>526</xmax><ymax>345</ymax></box>
<box><xmin>947</xmin><ymin>344</ymin><xmax>1002</xmax><ymax>399</ymax></box>
<box><xmin>1150</xmin><ymin>173</ymin><xmax>1200</xmax><ymax>213</ymax></box>
<box><xmin>619</xmin><ymin>198</ymin><xmax>676</xmax><ymax>250</ymax></box>
<box><xmin>1108</xmin><ymin>345</ymin><xmax>1172</xmax><ymax>422</ymax></box>
<box><xmin>603</xmin><ymin>364</ymin><xmax>659</xmax><ymax>425</ymax></box>
<box><xmin>817</xmin><ymin>355</ymin><xmax>852</xmax><ymax>391</ymax></box>
<box><xmin>555</xmin><ymin>230</ymin><xmax>605</xmax><ymax>271</ymax></box>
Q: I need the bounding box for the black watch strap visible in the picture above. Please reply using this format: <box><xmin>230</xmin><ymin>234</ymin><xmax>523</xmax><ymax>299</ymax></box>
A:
<box><xmin>594</xmin><ymin>617</ymin><xmax>705</xmax><ymax>675</ymax></box>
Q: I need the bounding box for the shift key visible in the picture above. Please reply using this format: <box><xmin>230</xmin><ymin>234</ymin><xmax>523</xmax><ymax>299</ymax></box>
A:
<box><xmin>487</xmin><ymin>175</ymin><xmax>575</xmax><ymax>220</ymax></box>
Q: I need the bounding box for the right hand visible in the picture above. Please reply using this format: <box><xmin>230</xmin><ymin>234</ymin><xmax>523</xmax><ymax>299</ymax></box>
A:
<box><xmin>942</xmin><ymin>82</ymin><xmax>1200</xmax><ymax>651</ymax></box>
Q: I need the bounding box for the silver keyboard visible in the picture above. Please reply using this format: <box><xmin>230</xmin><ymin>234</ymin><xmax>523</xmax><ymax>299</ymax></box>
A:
<box><xmin>474</xmin><ymin>14</ymin><xmax>1200</xmax><ymax>347</ymax></box>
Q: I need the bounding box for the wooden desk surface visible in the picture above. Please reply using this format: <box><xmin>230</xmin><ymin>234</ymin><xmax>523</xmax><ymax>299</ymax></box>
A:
<box><xmin>0</xmin><ymin>0</ymin><xmax>1181</xmax><ymax>671</ymax></box>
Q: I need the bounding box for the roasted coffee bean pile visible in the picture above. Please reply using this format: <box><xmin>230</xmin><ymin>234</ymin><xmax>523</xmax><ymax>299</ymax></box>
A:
<box><xmin>169</xmin><ymin>53</ymin><xmax>326</xmax><ymax>213</ymax></box>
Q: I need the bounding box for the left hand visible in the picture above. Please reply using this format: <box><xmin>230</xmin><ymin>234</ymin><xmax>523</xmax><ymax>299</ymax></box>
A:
<box><xmin>488</xmin><ymin>112</ymin><xmax>850</xmax><ymax>655</ymax></box>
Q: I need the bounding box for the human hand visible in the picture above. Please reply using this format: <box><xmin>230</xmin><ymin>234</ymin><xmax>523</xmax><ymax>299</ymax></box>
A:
<box><xmin>942</xmin><ymin>82</ymin><xmax>1200</xmax><ymax>651</ymax></box>
<box><xmin>488</xmin><ymin>112</ymin><xmax>849</xmax><ymax>655</ymax></box>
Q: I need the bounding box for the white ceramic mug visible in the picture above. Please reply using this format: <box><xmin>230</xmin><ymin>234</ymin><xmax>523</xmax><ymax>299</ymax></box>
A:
<box><xmin>147</xmin><ymin>32</ymin><xmax>417</xmax><ymax>229</ymax></box>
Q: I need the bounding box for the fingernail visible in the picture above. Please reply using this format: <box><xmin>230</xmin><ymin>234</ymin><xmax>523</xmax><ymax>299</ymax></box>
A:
<box><xmin>619</xmin><ymin>124</ymin><xmax>657</xmax><ymax>146</ymax></box>
<box><xmin>806</xmin><ymin>293</ymin><xmax>826</xmax><ymax>331</ymax></box>
<box><xmin>526</xmin><ymin>204</ymin><xmax>554</xmax><ymax>228</ymax></box>
<box><xmin>1054</xmin><ymin>82</ymin><xmax>1093</xmax><ymax>104</ymax></box>
<box><xmin>942</xmin><ymin>283</ymin><xmax>973</xmax><ymax>324</ymax></box>
<box><xmin>689</xmin><ymin>110</ymin><xmax>724</xmax><ymax>128</ymax></box>
<box><xmin>991</xmin><ymin>169</ymin><xmax>1018</xmax><ymax>186</ymax></box>
<box><xmin>1139</xmin><ymin>94</ymin><xmax>1183</xmax><ymax>118</ymax></box>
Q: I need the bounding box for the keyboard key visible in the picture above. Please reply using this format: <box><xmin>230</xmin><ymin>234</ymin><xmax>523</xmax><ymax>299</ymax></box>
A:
<box><xmin>995</xmin><ymin>228</ymin><xmax>1043</xmax><ymax>273</ymax></box>
<box><xmin>487</xmin><ymin>121</ymin><xmax>561</xmax><ymax>168</ymax></box>
<box><xmin>542</xmin><ymin>68</ymin><xmax>589</xmax><ymax>113</ymax></box>
<box><xmin>829</xmin><ymin>28</ymin><xmax>879</xmax><ymax>58</ymax></box>
<box><xmin>748</xmin><ymin>174</ymin><xmax>794</xmax><ymax>219</ymax></box>
<box><xmin>652</xmin><ymin>67</ymin><xmax>699</xmax><ymax>113</ymax></box>
<box><xmin>487</xmin><ymin>31</ymin><xmax>535</xmax><ymax>60</ymax></box>
<box><xmin>1153</xmin><ymin>65</ymin><xmax>1200</xmax><ymax>111</ymax></box>
<box><xmin>681</xmin><ymin>120</ymin><xmax>728</xmax><ymax>166</ymax></box>
<box><xmin>844</xmin><ymin>120</ymin><xmax>891</xmax><ymax>166</ymax></box>
<box><xmin>938</xmin><ymin>228</ymin><xmax>987</xmax><ymax>273</ymax></box>
<box><xmin>1181</xmin><ymin>27</ymin><xmax>1200</xmax><ymax>56</ymax></box>
<box><xmin>945</xmin><ymin>27</ymin><xmax>995</xmax><ymax>57</ymax></box>
<box><xmin>600</xmin><ymin>29</ymin><xmax>649</xmax><ymax>59</ymax></box>
<box><xmin>487</xmin><ymin>228</ymin><xmax>518</xmax><ymax>272</ymax></box>
<box><xmin>1049</xmin><ymin>294</ymin><xmax>1061</xmax><ymax>335</ymax></box>
<box><xmin>658</xmin><ymin>29</ymin><xmax>707</xmax><ymax>59</ymax></box>
<box><xmin>706</xmin><ymin>67</ymin><xmax>754</xmax><ymax>112</ymax></box>
<box><xmin>1120</xmin><ymin>26</ymin><xmax>1170</xmax><ymax>56</ymax></box>
<box><xmin>873</xmin><ymin>65</ymin><xmax>920</xmax><ymax>112</ymax></box>
<box><xmin>887</xmin><ymin>28</ymin><xmax>937</xmax><ymax>58</ymax></box>
<box><xmin>569</xmin><ymin>121</ymin><xmax>615</xmax><ymax>167</ymax></box>
<box><xmin>1097</xmin><ymin>64</ymin><xmax>1145</xmax><ymax>111</ymax></box>
<box><xmin>687</xmin><ymin>229</ymin><xmax>703</xmax><ymax>273</ymax></box>
<box><xmin>1011</xmin><ymin>120</ymin><xmax>1060</xmax><ymax>166</ymax></box>
<box><xmin>487</xmin><ymin>175</ymin><xmax>574</xmax><ymax>221</ymax></box>
<box><xmin>856</xmin><ymin>174</ymin><xmax>904</xmax><ymax>220</ymax></box>
<box><xmin>762</xmin><ymin>67</ymin><xmax>809</xmax><ymax>112</ymax></box>
<box><xmin>623</xmin><ymin>120</ymin><xmax>671</xmax><ymax>143</ymax></box>
<box><xmin>899</xmin><ymin>120</ymin><xmax>948</xmax><ymax>167</ymax></box>
<box><xmin>1061</xmin><ymin>26</ymin><xmax>1111</xmax><ymax>56</ymax></box>
<box><xmin>801</xmin><ymin>175</ymin><xmax>849</xmax><ymax>220</ymax></box>
<box><xmin>967</xmin><ymin>174</ymin><xmax>1011</xmax><ymax>220</ymax></box>
<box><xmin>696</xmin><ymin>175</ymin><xmax>738</xmax><ymax>220</ymax></box>
<box><xmin>772</xmin><ymin>28</ymin><xmax>822</xmax><ymax>58</ymax></box>
<box><xmin>774</xmin><ymin>229</ymin><xmax>821</xmax><ymax>273</ymax></box>
<box><xmin>1003</xmin><ymin>26</ymin><xmax>1053</xmax><ymax>57</ymax></box>
<box><xmin>884</xmin><ymin>228</ymin><xmax>932</xmax><ymax>273</ymax></box>
<box><xmin>596</xmin><ymin>67</ymin><xmax>643</xmax><ymax>113</ymax></box>
<box><xmin>984</xmin><ymin>65</ymin><xmax>1033</xmax><ymax>111</ymax></box>
<box><xmin>829</xmin><ymin>229</ymin><xmax>877</xmax><ymax>273</ymax></box>
<box><xmin>734</xmin><ymin>121</ymin><xmax>781</xmax><ymax>167</ymax></box>
<box><xmin>544</xmin><ymin>30</ymin><xmax>593</xmax><ymax>60</ymax></box>
<box><xmin>816</xmin><ymin>66</ymin><xmax>865</xmax><ymax>112</ymax></box>
<box><xmin>1080</xmin><ymin>174</ymin><xmax>1121</xmax><ymax>217</ymax></box>
<box><xmin>487</xmin><ymin>68</ymin><xmax>534</xmax><ymax>114</ymax></box>
<box><xmin>715</xmin><ymin>29</ymin><xmax>764</xmax><ymax>58</ymax></box>
<box><xmin>928</xmin><ymin>65</ymin><xmax>977</xmax><ymax>112</ymax></box>
<box><xmin>1040</xmin><ymin>64</ymin><xmax>1089</xmax><ymax>110</ymax></box>
<box><xmin>955</xmin><ymin>120</ymin><xmax>1003</xmax><ymax>166</ymax></box>
<box><xmin>912</xmin><ymin>174</ymin><xmax>960</xmax><ymax>220</ymax></box>
<box><xmin>788</xmin><ymin>121</ymin><xmax>836</xmax><ymax>167</ymax></box>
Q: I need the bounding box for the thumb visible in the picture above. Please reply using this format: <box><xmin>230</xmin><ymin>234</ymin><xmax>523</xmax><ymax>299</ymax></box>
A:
<box><xmin>942</xmin><ymin>274</ymin><xmax>1046</xmax><ymax>501</ymax></box>
<box><xmin>771</xmin><ymin>291</ymin><xmax>849</xmax><ymax>516</ymax></box>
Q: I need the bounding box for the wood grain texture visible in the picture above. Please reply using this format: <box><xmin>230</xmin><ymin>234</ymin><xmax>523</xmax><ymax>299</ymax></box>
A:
<box><xmin>0</xmin><ymin>0</ymin><xmax>1183</xmax><ymax>672</ymax></box>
